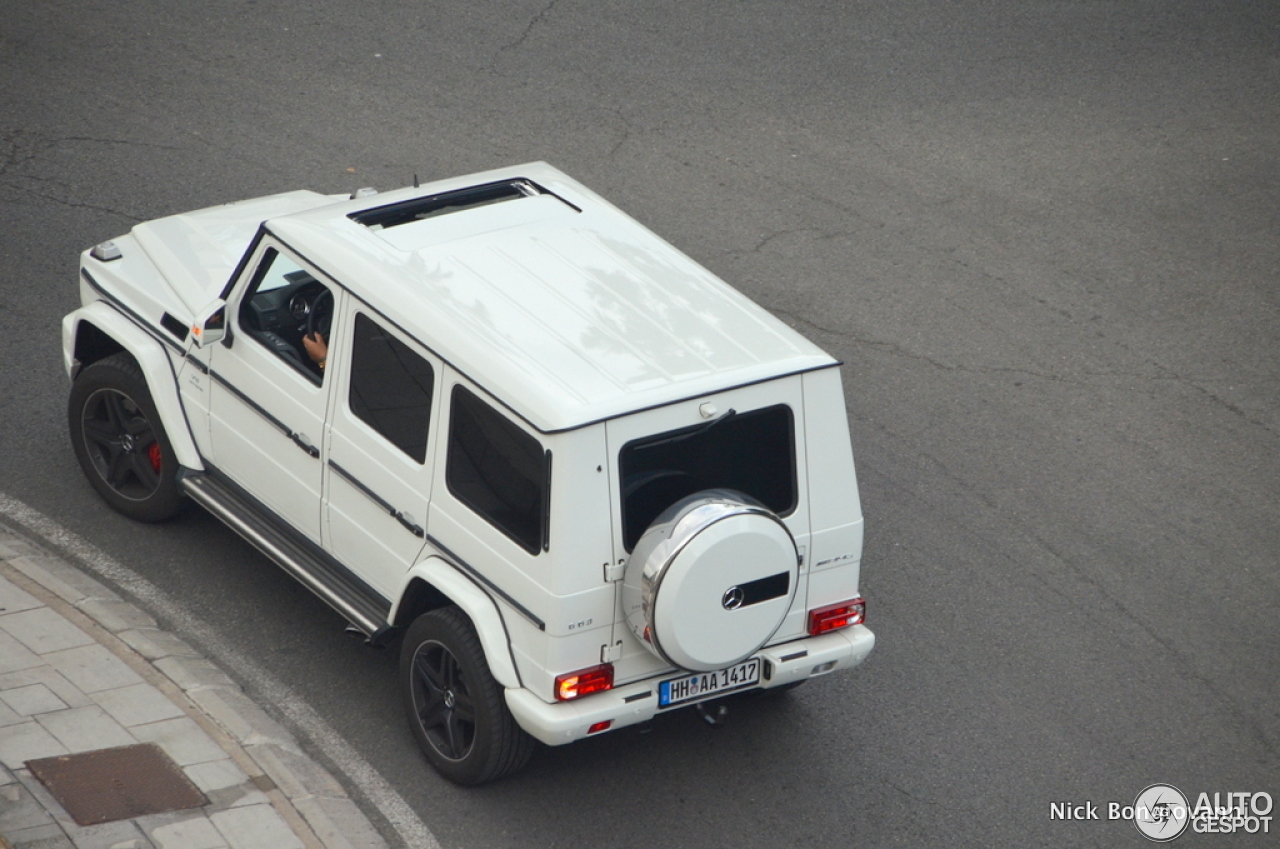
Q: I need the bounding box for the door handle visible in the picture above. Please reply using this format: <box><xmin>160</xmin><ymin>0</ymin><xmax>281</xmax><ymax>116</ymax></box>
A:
<box><xmin>291</xmin><ymin>432</ymin><xmax>320</xmax><ymax>458</ymax></box>
<box><xmin>329</xmin><ymin>460</ymin><xmax>423</xmax><ymax>537</ymax></box>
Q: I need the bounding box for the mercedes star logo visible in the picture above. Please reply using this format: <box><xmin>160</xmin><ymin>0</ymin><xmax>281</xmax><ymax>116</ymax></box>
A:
<box><xmin>722</xmin><ymin>586</ymin><xmax>745</xmax><ymax>610</ymax></box>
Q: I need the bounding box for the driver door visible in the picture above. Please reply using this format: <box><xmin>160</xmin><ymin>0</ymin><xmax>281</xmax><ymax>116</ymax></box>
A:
<box><xmin>204</xmin><ymin>240</ymin><xmax>340</xmax><ymax>543</ymax></box>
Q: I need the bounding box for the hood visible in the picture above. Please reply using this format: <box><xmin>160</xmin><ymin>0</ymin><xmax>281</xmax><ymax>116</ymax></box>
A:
<box><xmin>130</xmin><ymin>190</ymin><xmax>337</xmax><ymax>313</ymax></box>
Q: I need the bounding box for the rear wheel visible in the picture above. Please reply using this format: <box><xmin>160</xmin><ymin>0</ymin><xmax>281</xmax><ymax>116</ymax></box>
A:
<box><xmin>68</xmin><ymin>353</ymin><xmax>181</xmax><ymax>522</ymax></box>
<box><xmin>399</xmin><ymin>606</ymin><xmax>534</xmax><ymax>785</ymax></box>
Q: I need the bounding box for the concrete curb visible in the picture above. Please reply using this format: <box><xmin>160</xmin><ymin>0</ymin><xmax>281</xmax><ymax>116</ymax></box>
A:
<box><xmin>0</xmin><ymin>523</ymin><xmax>388</xmax><ymax>849</ymax></box>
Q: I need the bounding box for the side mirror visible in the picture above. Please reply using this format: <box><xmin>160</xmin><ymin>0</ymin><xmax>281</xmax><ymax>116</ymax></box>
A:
<box><xmin>191</xmin><ymin>300</ymin><xmax>228</xmax><ymax>347</ymax></box>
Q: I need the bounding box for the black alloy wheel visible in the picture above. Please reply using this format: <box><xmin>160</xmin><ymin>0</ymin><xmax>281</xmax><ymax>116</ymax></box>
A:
<box><xmin>400</xmin><ymin>606</ymin><xmax>535</xmax><ymax>785</ymax></box>
<box><xmin>68</xmin><ymin>353</ymin><xmax>182</xmax><ymax>522</ymax></box>
<box><xmin>82</xmin><ymin>388</ymin><xmax>161</xmax><ymax>496</ymax></box>
<box><xmin>413</xmin><ymin>636</ymin><xmax>477</xmax><ymax>761</ymax></box>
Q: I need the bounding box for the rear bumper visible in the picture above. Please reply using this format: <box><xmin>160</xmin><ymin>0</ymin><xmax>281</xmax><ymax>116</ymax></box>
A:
<box><xmin>506</xmin><ymin>624</ymin><xmax>875</xmax><ymax>746</ymax></box>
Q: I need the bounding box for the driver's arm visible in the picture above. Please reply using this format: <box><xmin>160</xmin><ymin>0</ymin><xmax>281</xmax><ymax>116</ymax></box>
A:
<box><xmin>303</xmin><ymin>332</ymin><xmax>328</xmax><ymax>368</ymax></box>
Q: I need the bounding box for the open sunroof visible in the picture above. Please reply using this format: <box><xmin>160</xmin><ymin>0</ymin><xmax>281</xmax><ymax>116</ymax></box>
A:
<box><xmin>349</xmin><ymin>178</ymin><xmax>573</xmax><ymax>230</ymax></box>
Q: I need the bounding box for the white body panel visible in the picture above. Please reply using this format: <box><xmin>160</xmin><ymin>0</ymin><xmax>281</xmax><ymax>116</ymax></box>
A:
<box><xmin>800</xmin><ymin>368</ymin><xmax>865</xmax><ymax>610</ymax></box>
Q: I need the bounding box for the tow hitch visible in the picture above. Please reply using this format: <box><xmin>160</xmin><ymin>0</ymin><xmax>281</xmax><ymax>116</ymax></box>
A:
<box><xmin>696</xmin><ymin>700</ymin><xmax>730</xmax><ymax>727</ymax></box>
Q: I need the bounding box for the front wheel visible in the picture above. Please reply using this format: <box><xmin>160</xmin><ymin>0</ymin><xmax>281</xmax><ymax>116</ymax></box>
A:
<box><xmin>399</xmin><ymin>606</ymin><xmax>535</xmax><ymax>785</ymax></box>
<box><xmin>68</xmin><ymin>353</ymin><xmax>182</xmax><ymax>522</ymax></box>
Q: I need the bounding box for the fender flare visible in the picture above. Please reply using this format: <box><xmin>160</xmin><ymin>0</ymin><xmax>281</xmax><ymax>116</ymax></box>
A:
<box><xmin>394</xmin><ymin>557</ymin><xmax>522</xmax><ymax>689</ymax></box>
<box><xmin>64</xmin><ymin>301</ymin><xmax>204</xmax><ymax>471</ymax></box>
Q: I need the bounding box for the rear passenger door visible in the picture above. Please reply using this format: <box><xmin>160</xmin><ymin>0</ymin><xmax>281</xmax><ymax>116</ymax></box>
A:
<box><xmin>323</xmin><ymin>308</ymin><xmax>439</xmax><ymax>599</ymax></box>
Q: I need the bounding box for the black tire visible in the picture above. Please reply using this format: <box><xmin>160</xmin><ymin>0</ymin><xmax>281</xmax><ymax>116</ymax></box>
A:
<box><xmin>68</xmin><ymin>352</ymin><xmax>182</xmax><ymax>522</ymax></box>
<box><xmin>399</xmin><ymin>606</ymin><xmax>535</xmax><ymax>785</ymax></box>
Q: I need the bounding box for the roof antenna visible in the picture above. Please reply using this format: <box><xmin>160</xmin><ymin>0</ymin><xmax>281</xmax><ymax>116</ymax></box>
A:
<box><xmin>413</xmin><ymin>173</ymin><xmax>420</xmax><ymax>188</ymax></box>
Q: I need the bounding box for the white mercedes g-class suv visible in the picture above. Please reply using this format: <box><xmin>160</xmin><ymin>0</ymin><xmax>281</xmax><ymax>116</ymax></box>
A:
<box><xmin>63</xmin><ymin>163</ymin><xmax>874</xmax><ymax>784</ymax></box>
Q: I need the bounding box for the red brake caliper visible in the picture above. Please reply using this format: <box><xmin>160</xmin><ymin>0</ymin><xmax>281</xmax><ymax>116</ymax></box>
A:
<box><xmin>147</xmin><ymin>442</ymin><xmax>163</xmax><ymax>473</ymax></box>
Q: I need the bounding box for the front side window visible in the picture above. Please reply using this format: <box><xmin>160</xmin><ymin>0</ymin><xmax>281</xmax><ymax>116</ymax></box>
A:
<box><xmin>619</xmin><ymin>404</ymin><xmax>796</xmax><ymax>550</ymax></box>
<box><xmin>238</xmin><ymin>247</ymin><xmax>332</xmax><ymax>383</ymax></box>
<box><xmin>446</xmin><ymin>386</ymin><xmax>549</xmax><ymax>554</ymax></box>
<box><xmin>348</xmin><ymin>313</ymin><xmax>434</xmax><ymax>462</ymax></box>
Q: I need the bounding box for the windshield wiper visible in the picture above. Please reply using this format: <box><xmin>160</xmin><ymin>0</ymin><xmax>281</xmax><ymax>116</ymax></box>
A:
<box><xmin>633</xmin><ymin>408</ymin><xmax>737</xmax><ymax>451</ymax></box>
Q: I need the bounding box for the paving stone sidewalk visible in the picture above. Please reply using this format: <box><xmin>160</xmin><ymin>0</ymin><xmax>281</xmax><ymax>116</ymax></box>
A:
<box><xmin>0</xmin><ymin>524</ymin><xmax>388</xmax><ymax>849</ymax></box>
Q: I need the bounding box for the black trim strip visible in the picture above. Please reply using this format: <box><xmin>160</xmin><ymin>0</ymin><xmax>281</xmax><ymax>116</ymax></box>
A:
<box><xmin>208</xmin><ymin>369</ymin><xmax>319</xmax><ymax>457</ymax></box>
<box><xmin>80</xmin><ymin>269</ymin><xmax>184</xmax><ymax>355</ymax></box>
<box><xmin>219</xmin><ymin>226</ymin><xmax>267</xmax><ymax>301</ymax></box>
<box><xmin>426</xmin><ymin>533</ymin><xmax>545</xmax><ymax>631</ymax></box>
<box><xmin>738</xmin><ymin>572</ymin><xmax>790</xmax><ymax>608</ymax></box>
<box><xmin>328</xmin><ymin>460</ymin><xmax>424</xmax><ymax>538</ymax></box>
<box><xmin>541</xmin><ymin>450</ymin><xmax>552</xmax><ymax>552</ymax></box>
<box><xmin>491</xmin><ymin>596</ymin><xmax>524</xmax><ymax>689</ymax></box>
<box><xmin>623</xmin><ymin>691</ymin><xmax>653</xmax><ymax>703</ymax></box>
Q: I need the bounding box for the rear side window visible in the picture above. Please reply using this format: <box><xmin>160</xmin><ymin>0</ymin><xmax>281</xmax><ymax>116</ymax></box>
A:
<box><xmin>446</xmin><ymin>386</ymin><xmax>549</xmax><ymax>554</ymax></box>
<box><xmin>620</xmin><ymin>404</ymin><xmax>796</xmax><ymax>550</ymax></box>
<box><xmin>348</xmin><ymin>314</ymin><xmax>435</xmax><ymax>463</ymax></box>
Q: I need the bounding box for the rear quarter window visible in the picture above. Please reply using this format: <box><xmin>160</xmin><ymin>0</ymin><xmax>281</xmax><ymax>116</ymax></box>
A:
<box><xmin>446</xmin><ymin>385</ymin><xmax>549</xmax><ymax>554</ymax></box>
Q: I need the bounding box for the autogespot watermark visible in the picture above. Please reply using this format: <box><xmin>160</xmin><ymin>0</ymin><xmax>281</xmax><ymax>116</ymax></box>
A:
<box><xmin>1050</xmin><ymin>785</ymin><xmax>1273</xmax><ymax>841</ymax></box>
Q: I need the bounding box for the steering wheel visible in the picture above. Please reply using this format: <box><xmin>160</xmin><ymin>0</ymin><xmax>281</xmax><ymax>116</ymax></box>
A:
<box><xmin>306</xmin><ymin>288</ymin><xmax>334</xmax><ymax>341</ymax></box>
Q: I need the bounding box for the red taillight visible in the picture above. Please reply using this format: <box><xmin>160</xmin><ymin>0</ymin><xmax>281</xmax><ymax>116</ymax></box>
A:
<box><xmin>807</xmin><ymin>598</ymin><xmax>865</xmax><ymax>636</ymax></box>
<box><xmin>555</xmin><ymin>664</ymin><xmax>614</xmax><ymax>701</ymax></box>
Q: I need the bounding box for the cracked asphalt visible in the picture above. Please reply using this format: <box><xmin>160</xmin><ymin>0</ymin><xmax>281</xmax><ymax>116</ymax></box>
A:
<box><xmin>2</xmin><ymin>1</ymin><xmax>1277</xmax><ymax>847</ymax></box>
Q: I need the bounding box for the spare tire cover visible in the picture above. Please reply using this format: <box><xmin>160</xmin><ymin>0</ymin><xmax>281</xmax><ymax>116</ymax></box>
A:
<box><xmin>623</xmin><ymin>490</ymin><xmax>799</xmax><ymax>672</ymax></box>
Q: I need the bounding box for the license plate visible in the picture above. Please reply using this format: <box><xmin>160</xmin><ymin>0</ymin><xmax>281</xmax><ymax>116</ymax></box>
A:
<box><xmin>658</xmin><ymin>658</ymin><xmax>761</xmax><ymax>708</ymax></box>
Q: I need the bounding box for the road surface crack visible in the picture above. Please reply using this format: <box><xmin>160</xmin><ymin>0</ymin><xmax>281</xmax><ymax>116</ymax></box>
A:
<box><xmin>768</xmin><ymin>305</ymin><xmax>1276</xmax><ymax>435</ymax></box>
<box><xmin>0</xmin><ymin>131</ymin><xmax>175</xmax><ymax>222</ymax></box>
<box><xmin>498</xmin><ymin>0</ymin><xmax>561</xmax><ymax>55</ymax></box>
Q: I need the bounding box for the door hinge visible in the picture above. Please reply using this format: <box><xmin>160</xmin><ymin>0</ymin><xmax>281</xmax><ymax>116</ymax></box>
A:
<box><xmin>603</xmin><ymin>559</ymin><xmax>625</xmax><ymax>582</ymax></box>
<box><xmin>601</xmin><ymin>641</ymin><xmax>623</xmax><ymax>663</ymax></box>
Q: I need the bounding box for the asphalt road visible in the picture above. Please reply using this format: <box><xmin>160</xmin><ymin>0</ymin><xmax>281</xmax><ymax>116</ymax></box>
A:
<box><xmin>3</xmin><ymin>2</ymin><xmax>1278</xmax><ymax>847</ymax></box>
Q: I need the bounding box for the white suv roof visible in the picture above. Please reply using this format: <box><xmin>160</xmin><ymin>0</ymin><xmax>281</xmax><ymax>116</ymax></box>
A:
<box><xmin>161</xmin><ymin>162</ymin><xmax>838</xmax><ymax>433</ymax></box>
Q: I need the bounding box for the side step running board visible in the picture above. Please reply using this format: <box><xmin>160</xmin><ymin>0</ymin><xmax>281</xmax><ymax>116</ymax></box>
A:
<box><xmin>181</xmin><ymin>471</ymin><xmax>393</xmax><ymax>643</ymax></box>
